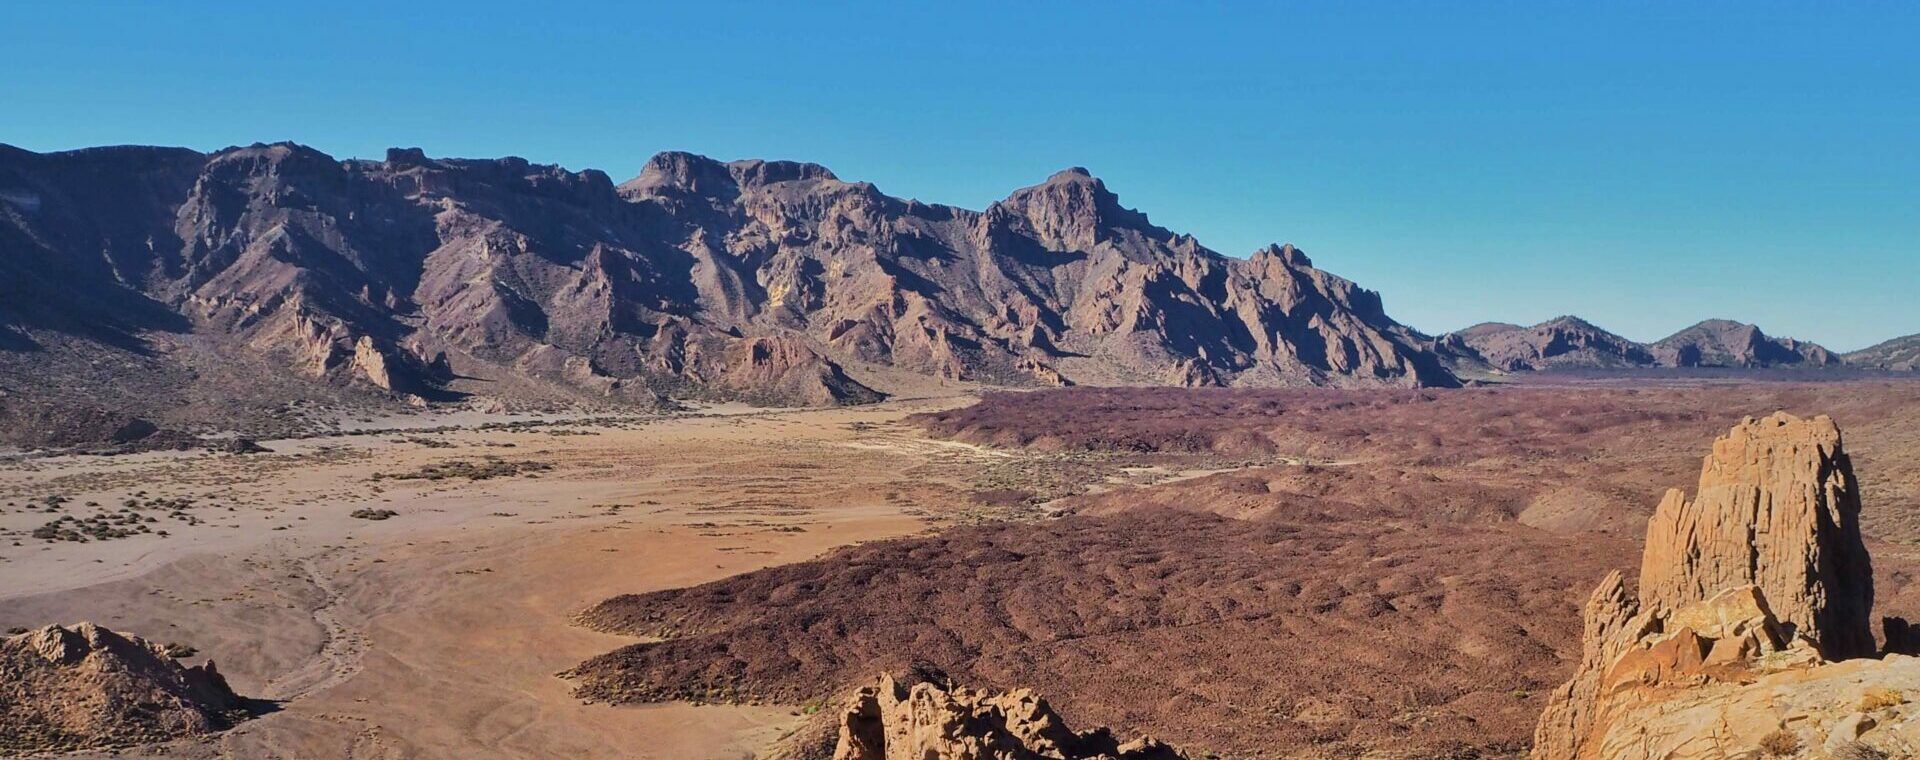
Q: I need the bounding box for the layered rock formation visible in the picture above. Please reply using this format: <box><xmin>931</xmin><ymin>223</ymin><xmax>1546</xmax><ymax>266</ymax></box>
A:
<box><xmin>0</xmin><ymin>142</ymin><xmax>1455</xmax><ymax>422</ymax></box>
<box><xmin>0</xmin><ymin>623</ymin><xmax>246</xmax><ymax>752</ymax></box>
<box><xmin>765</xmin><ymin>672</ymin><xmax>1185</xmax><ymax>760</ymax></box>
<box><xmin>1533</xmin><ymin>413</ymin><xmax>1915</xmax><ymax>759</ymax></box>
<box><xmin>1438</xmin><ymin>316</ymin><xmax>1840</xmax><ymax>374</ymax></box>
<box><xmin>1638</xmin><ymin>413</ymin><xmax>1875</xmax><ymax>660</ymax></box>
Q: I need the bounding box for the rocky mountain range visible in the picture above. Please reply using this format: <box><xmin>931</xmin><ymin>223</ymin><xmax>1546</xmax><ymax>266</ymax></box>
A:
<box><xmin>1440</xmin><ymin>316</ymin><xmax>1843</xmax><ymax>374</ymax></box>
<box><xmin>0</xmin><ymin>142</ymin><xmax>1456</xmax><ymax>428</ymax></box>
<box><xmin>2</xmin><ymin>141</ymin><xmax>1911</xmax><ymax>434</ymax></box>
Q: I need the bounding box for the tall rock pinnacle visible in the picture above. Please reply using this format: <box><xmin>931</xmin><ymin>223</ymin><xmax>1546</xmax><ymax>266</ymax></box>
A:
<box><xmin>1638</xmin><ymin>412</ymin><xmax>1875</xmax><ymax>660</ymax></box>
<box><xmin>1532</xmin><ymin>412</ymin><xmax>1894</xmax><ymax>760</ymax></box>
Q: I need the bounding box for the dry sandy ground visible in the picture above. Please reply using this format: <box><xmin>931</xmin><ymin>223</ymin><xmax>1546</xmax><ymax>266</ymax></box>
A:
<box><xmin>0</xmin><ymin>396</ymin><xmax>1023</xmax><ymax>759</ymax></box>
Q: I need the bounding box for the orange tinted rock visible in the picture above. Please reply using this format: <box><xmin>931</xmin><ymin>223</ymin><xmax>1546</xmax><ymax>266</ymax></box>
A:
<box><xmin>828</xmin><ymin>673</ymin><xmax>1186</xmax><ymax>760</ymax></box>
<box><xmin>0</xmin><ymin>623</ymin><xmax>246</xmax><ymax>753</ymax></box>
<box><xmin>1639</xmin><ymin>412</ymin><xmax>1874</xmax><ymax>659</ymax></box>
<box><xmin>1533</xmin><ymin>413</ymin><xmax>1893</xmax><ymax>759</ymax></box>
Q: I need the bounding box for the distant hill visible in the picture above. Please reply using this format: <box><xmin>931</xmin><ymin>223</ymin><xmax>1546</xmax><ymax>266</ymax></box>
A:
<box><xmin>1845</xmin><ymin>333</ymin><xmax>1920</xmax><ymax>371</ymax></box>
<box><xmin>1439</xmin><ymin>317</ymin><xmax>1845</xmax><ymax>374</ymax></box>
<box><xmin>1436</xmin><ymin>316</ymin><xmax>1654</xmax><ymax>371</ymax></box>
<box><xmin>1651</xmin><ymin>319</ymin><xmax>1837</xmax><ymax>368</ymax></box>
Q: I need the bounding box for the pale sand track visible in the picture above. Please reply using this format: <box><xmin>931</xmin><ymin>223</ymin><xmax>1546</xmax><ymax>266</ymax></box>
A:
<box><xmin>0</xmin><ymin>396</ymin><xmax>998</xmax><ymax>759</ymax></box>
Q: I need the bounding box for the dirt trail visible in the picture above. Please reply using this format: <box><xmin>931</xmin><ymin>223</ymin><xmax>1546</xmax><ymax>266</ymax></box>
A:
<box><xmin>260</xmin><ymin>552</ymin><xmax>364</xmax><ymax>702</ymax></box>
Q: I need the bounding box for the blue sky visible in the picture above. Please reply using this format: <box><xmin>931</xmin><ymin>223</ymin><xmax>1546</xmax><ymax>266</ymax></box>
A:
<box><xmin>5</xmin><ymin>2</ymin><xmax>1916</xmax><ymax>350</ymax></box>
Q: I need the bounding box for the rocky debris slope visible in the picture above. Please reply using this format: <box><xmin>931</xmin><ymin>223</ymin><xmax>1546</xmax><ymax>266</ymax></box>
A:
<box><xmin>1846</xmin><ymin>333</ymin><xmax>1920</xmax><ymax>372</ymax></box>
<box><xmin>0</xmin><ymin>623</ymin><xmax>246</xmax><ymax>753</ymax></box>
<box><xmin>765</xmin><ymin>671</ymin><xmax>1185</xmax><ymax>760</ymax></box>
<box><xmin>1438</xmin><ymin>317</ymin><xmax>1839</xmax><ymax>373</ymax></box>
<box><xmin>0</xmin><ymin>404</ymin><xmax>266</xmax><ymax>454</ymax></box>
<box><xmin>1533</xmin><ymin>412</ymin><xmax>1917</xmax><ymax>760</ymax></box>
<box><xmin>0</xmin><ymin>143</ymin><xmax>1455</xmax><ymax>423</ymax></box>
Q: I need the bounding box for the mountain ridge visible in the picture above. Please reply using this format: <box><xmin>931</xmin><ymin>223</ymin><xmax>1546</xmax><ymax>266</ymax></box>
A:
<box><xmin>0</xmin><ymin>141</ymin><xmax>1455</xmax><ymax>432</ymax></box>
<box><xmin>1439</xmin><ymin>315</ymin><xmax>1849</xmax><ymax>374</ymax></box>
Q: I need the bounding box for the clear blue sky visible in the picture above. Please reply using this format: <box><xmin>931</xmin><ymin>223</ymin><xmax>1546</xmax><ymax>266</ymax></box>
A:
<box><xmin>5</xmin><ymin>2</ymin><xmax>1916</xmax><ymax>350</ymax></box>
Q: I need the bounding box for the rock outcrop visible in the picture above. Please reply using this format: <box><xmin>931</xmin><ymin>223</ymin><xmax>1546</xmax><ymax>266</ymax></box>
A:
<box><xmin>0</xmin><ymin>142</ymin><xmax>1456</xmax><ymax>423</ymax></box>
<box><xmin>1638</xmin><ymin>412</ymin><xmax>1875</xmax><ymax>660</ymax></box>
<box><xmin>1532</xmin><ymin>413</ymin><xmax>1915</xmax><ymax>759</ymax></box>
<box><xmin>814</xmin><ymin>673</ymin><xmax>1183</xmax><ymax>760</ymax></box>
<box><xmin>0</xmin><ymin>623</ymin><xmax>246</xmax><ymax>753</ymax></box>
<box><xmin>694</xmin><ymin>335</ymin><xmax>882</xmax><ymax>406</ymax></box>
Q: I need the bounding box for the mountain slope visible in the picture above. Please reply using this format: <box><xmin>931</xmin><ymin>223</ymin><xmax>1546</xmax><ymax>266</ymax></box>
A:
<box><xmin>1437</xmin><ymin>316</ymin><xmax>1654</xmax><ymax>371</ymax></box>
<box><xmin>0</xmin><ymin>143</ymin><xmax>1455</xmax><ymax>430</ymax></box>
<box><xmin>1650</xmin><ymin>318</ymin><xmax>1837</xmax><ymax>368</ymax></box>
<box><xmin>1844</xmin><ymin>332</ymin><xmax>1920</xmax><ymax>371</ymax></box>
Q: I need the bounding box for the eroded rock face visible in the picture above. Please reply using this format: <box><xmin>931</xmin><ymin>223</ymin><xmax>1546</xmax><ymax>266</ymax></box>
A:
<box><xmin>828</xmin><ymin>673</ymin><xmax>1185</xmax><ymax>760</ymax></box>
<box><xmin>1532</xmin><ymin>413</ymin><xmax>1909</xmax><ymax>759</ymax></box>
<box><xmin>1638</xmin><ymin>412</ymin><xmax>1874</xmax><ymax>660</ymax></box>
<box><xmin>695</xmin><ymin>335</ymin><xmax>881</xmax><ymax>406</ymax></box>
<box><xmin>0</xmin><ymin>623</ymin><xmax>245</xmax><ymax>753</ymax></box>
<box><xmin>0</xmin><ymin>143</ymin><xmax>1457</xmax><ymax>416</ymax></box>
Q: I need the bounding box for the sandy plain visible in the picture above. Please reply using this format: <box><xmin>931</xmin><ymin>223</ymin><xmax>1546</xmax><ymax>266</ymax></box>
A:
<box><xmin>0</xmin><ymin>395</ymin><xmax>1063</xmax><ymax>759</ymax></box>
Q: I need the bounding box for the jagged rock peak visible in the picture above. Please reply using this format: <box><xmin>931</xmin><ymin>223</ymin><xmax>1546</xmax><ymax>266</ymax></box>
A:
<box><xmin>1539</xmin><ymin>315</ymin><xmax>1604</xmax><ymax>330</ymax></box>
<box><xmin>1639</xmin><ymin>411</ymin><xmax>1875</xmax><ymax>659</ymax></box>
<box><xmin>623</xmin><ymin>151</ymin><xmax>840</xmax><ymax>198</ymax></box>
<box><xmin>624</xmin><ymin>150</ymin><xmax>739</xmax><ymax>197</ymax></box>
<box><xmin>210</xmin><ymin>140</ymin><xmax>335</xmax><ymax>164</ymax></box>
<box><xmin>997</xmin><ymin>166</ymin><xmax>1159</xmax><ymax>249</ymax></box>
<box><xmin>1251</xmin><ymin>242</ymin><xmax>1313</xmax><ymax>267</ymax></box>
<box><xmin>0</xmin><ymin>140</ymin><xmax>1460</xmax><ymax>415</ymax></box>
<box><xmin>384</xmin><ymin>146</ymin><xmax>432</xmax><ymax>167</ymax></box>
<box><xmin>828</xmin><ymin>672</ymin><xmax>1187</xmax><ymax>760</ymax></box>
<box><xmin>1046</xmin><ymin>166</ymin><xmax>1095</xmax><ymax>182</ymax></box>
<box><xmin>1</xmin><ymin>623</ymin><xmax>247</xmax><ymax>753</ymax></box>
<box><xmin>727</xmin><ymin>157</ymin><xmax>838</xmax><ymax>186</ymax></box>
<box><xmin>1532</xmin><ymin>412</ymin><xmax>1894</xmax><ymax>760</ymax></box>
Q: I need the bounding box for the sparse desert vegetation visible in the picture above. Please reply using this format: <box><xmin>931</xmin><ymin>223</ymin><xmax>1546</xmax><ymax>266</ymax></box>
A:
<box><xmin>375</xmin><ymin>458</ymin><xmax>554</xmax><ymax>482</ymax></box>
<box><xmin>4</xmin><ymin>385</ymin><xmax>1919</xmax><ymax>759</ymax></box>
